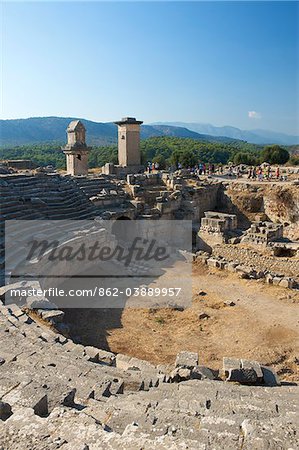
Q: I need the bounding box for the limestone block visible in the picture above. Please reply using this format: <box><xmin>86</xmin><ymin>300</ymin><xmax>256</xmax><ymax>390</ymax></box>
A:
<box><xmin>224</xmin><ymin>301</ymin><xmax>236</xmax><ymax>307</ymax></box>
<box><xmin>227</xmin><ymin>262</ymin><xmax>238</xmax><ymax>272</ymax></box>
<box><xmin>226</xmin><ymin>368</ymin><xmax>258</xmax><ymax>384</ymax></box>
<box><xmin>272</xmin><ymin>277</ymin><xmax>282</xmax><ymax>286</ymax></box>
<box><xmin>0</xmin><ymin>401</ymin><xmax>12</xmax><ymax>421</ymax></box>
<box><xmin>241</xmin><ymin>359</ymin><xmax>263</xmax><ymax>380</ymax></box>
<box><xmin>116</xmin><ymin>354</ymin><xmax>155</xmax><ymax>372</ymax></box>
<box><xmin>39</xmin><ymin>309</ymin><xmax>64</xmax><ymax>324</ymax></box>
<box><xmin>84</xmin><ymin>346</ymin><xmax>99</xmax><ymax>363</ymax></box>
<box><xmin>207</xmin><ymin>258</ymin><xmax>220</xmax><ymax>268</ymax></box>
<box><xmin>223</xmin><ymin>357</ymin><xmax>241</xmax><ymax>375</ymax></box>
<box><xmin>97</xmin><ymin>349</ymin><xmax>116</xmax><ymax>366</ymax></box>
<box><xmin>109</xmin><ymin>378</ymin><xmax>124</xmax><ymax>395</ymax></box>
<box><xmin>92</xmin><ymin>380</ymin><xmax>112</xmax><ymax>399</ymax></box>
<box><xmin>190</xmin><ymin>366</ymin><xmax>216</xmax><ymax>381</ymax></box>
<box><xmin>61</xmin><ymin>389</ymin><xmax>76</xmax><ymax>407</ymax></box>
<box><xmin>265</xmin><ymin>274</ymin><xmax>273</xmax><ymax>284</ymax></box>
<box><xmin>279</xmin><ymin>278</ymin><xmax>294</xmax><ymax>289</ymax></box>
<box><xmin>170</xmin><ymin>367</ymin><xmax>191</xmax><ymax>382</ymax></box>
<box><xmin>54</xmin><ymin>335</ymin><xmax>68</xmax><ymax>345</ymax></box>
<box><xmin>175</xmin><ymin>351</ymin><xmax>198</xmax><ymax>369</ymax></box>
<box><xmin>26</xmin><ymin>296</ymin><xmax>58</xmax><ymax>310</ymax></box>
<box><xmin>115</xmin><ymin>354</ymin><xmax>134</xmax><ymax>370</ymax></box>
<box><xmin>122</xmin><ymin>379</ymin><xmax>144</xmax><ymax>392</ymax></box>
<box><xmin>3</xmin><ymin>384</ymin><xmax>48</xmax><ymax>417</ymax></box>
<box><xmin>261</xmin><ymin>366</ymin><xmax>280</xmax><ymax>387</ymax></box>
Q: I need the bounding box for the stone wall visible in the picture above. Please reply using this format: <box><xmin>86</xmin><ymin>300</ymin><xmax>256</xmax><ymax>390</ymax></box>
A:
<box><xmin>213</xmin><ymin>244</ymin><xmax>299</xmax><ymax>279</ymax></box>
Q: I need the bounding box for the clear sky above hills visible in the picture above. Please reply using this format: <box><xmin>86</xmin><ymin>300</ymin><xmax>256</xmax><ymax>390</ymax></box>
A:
<box><xmin>1</xmin><ymin>1</ymin><xmax>298</xmax><ymax>134</ymax></box>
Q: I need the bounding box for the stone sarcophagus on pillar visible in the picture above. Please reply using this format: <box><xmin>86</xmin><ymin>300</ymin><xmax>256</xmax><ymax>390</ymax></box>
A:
<box><xmin>62</xmin><ymin>120</ymin><xmax>90</xmax><ymax>176</ymax></box>
<box><xmin>114</xmin><ymin>117</ymin><xmax>143</xmax><ymax>167</ymax></box>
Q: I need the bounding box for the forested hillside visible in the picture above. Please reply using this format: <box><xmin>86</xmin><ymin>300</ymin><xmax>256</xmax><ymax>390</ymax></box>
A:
<box><xmin>0</xmin><ymin>136</ymin><xmax>274</xmax><ymax>169</ymax></box>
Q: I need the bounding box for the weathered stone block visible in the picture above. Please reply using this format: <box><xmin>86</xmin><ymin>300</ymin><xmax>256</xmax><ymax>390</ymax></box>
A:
<box><xmin>84</xmin><ymin>346</ymin><xmax>99</xmax><ymax>363</ymax></box>
<box><xmin>223</xmin><ymin>357</ymin><xmax>241</xmax><ymax>375</ymax></box>
<box><xmin>241</xmin><ymin>359</ymin><xmax>263</xmax><ymax>380</ymax></box>
<box><xmin>175</xmin><ymin>351</ymin><xmax>198</xmax><ymax>369</ymax></box>
<box><xmin>0</xmin><ymin>401</ymin><xmax>12</xmax><ymax>421</ymax></box>
<box><xmin>170</xmin><ymin>367</ymin><xmax>191</xmax><ymax>382</ymax></box>
<box><xmin>26</xmin><ymin>297</ymin><xmax>58</xmax><ymax>310</ymax></box>
<box><xmin>279</xmin><ymin>278</ymin><xmax>294</xmax><ymax>289</ymax></box>
<box><xmin>93</xmin><ymin>380</ymin><xmax>112</xmax><ymax>399</ymax></box>
<box><xmin>226</xmin><ymin>368</ymin><xmax>258</xmax><ymax>384</ymax></box>
<box><xmin>207</xmin><ymin>258</ymin><xmax>220</xmax><ymax>268</ymax></box>
<box><xmin>61</xmin><ymin>389</ymin><xmax>76</xmax><ymax>407</ymax></box>
<box><xmin>40</xmin><ymin>309</ymin><xmax>64</xmax><ymax>323</ymax></box>
<box><xmin>190</xmin><ymin>366</ymin><xmax>215</xmax><ymax>380</ymax></box>
<box><xmin>227</xmin><ymin>262</ymin><xmax>238</xmax><ymax>272</ymax></box>
<box><xmin>272</xmin><ymin>277</ymin><xmax>282</xmax><ymax>286</ymax></box>
<box><xmin>261</xmin><ymin>366</ymin><xmax>280</xmax><ymax>386</ymax></box>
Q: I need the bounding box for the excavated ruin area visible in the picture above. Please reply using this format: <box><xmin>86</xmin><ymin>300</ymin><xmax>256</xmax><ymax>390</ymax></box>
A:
<box><xmin>220</xmin><ymin>181</ymin><xmax>299</xmax><ymax>240</ymax></box>
<box><xmin>65</xmin><ymin>261</ymin><xmax>299</xmax><ymax>383</ymax></box>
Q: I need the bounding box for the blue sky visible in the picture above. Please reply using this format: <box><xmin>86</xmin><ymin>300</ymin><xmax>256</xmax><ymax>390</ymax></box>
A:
<box><xmin>1</xmin><ymin>1</ymin><xmax>299</xmax><ymax>134</ymax></box>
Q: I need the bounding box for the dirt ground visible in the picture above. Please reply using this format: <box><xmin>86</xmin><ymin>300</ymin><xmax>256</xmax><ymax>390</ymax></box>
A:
<box><xmin>65</xmin><ymin>262</ymin><xmax>299</xmax><ymax>382</ymax></box>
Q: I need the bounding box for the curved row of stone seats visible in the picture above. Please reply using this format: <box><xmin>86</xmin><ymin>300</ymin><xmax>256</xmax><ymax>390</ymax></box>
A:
<box><xmin>0</xmin><ymin>301</ymin><xmax>298</xmax><ymax>449</ymax></box>
<box><xmin>0</xmin><ymin>174</ymin><xmax>100</xmax><ymax>221</ymax></box>
<box><xmin>72</xmin><ymin>176</ymin><xmax>125</xmax><ymax>199</ymax></box>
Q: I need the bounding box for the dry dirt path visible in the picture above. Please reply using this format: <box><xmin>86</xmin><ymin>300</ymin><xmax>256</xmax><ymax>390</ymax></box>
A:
<box><xmin>193</xmin><ymin>268</ymin><xmax>299</xmax><ymax>334</ymax></box>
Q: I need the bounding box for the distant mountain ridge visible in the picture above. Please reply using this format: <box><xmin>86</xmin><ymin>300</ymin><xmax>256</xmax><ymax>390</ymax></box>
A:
<box><xmin>152</xmin><ymin>122</ymin><xmax>299</xmax><ymax>145</ymax></box>
<box><xmin>0</xmin><ymin>117</ymin><xmax>239</xmax><ymax>147</ymax></box>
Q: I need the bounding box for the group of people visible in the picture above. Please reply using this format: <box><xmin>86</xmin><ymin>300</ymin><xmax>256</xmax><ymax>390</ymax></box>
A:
<box><xmin>147</xmin><ymin>161</ymin><xmax>160</xmax><ymax>173</ymax></box>
<box><xmin>179</xmin><ymin>163</ymin><xmax>221</xmax><ymax>176</ymax></box>
<box><xmin>248</xmin><ymin>165</ymin><xmax>280</xmax><ymax>181</ymax></box>
<box><xmin>146</xmin><ymin>160</ymin><xmax>283</xmax><ymax>182</ymax></box>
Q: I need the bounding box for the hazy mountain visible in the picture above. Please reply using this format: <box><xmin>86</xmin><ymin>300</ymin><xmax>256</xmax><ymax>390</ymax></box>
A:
<box><xmin>0</xmin><ymin>117</ymin><xmax>240</xmax><ymax>147</ymax></box>
<box><xmin>152</xmin><ymin>122</ymin><xmax>299</xmax><ymax>145</ymax></box>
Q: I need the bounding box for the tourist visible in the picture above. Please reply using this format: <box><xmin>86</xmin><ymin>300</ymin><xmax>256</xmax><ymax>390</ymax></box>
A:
<box><xmin>276</xmin><ymin>166</ymin><xmax>280</xmax><ymax>180</ymax></box>
<box><xmin>267</xmin><ymin>165</ymin><xmax>271</xmax><ymax>180</ymax></box>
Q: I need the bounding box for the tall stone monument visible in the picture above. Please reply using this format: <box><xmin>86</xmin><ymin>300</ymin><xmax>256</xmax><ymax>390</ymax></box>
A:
<box><xmin>114</xmin><ymin>117</ymin><xmax>143</xmax><ymax>168</ymax></box>
<box><xmin>62</xmin><ymin>120</ymin><xmax>90</xmax><ymax>176</ymax></box>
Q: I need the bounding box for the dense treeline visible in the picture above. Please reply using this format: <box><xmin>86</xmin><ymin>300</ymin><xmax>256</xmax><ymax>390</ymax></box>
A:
<box><xmin>0</xmin><ymin>137</ymin><xmax>291</xmax><ymax>169</ymax></box>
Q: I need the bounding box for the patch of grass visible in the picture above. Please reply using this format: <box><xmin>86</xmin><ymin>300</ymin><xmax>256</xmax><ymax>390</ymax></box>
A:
<box><xmin>155</xmin><ymin>316</ymin><xmax>166</xmax><ymax>325</ymax></box>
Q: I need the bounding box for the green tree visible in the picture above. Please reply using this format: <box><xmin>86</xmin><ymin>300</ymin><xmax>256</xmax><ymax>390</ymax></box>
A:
<box><xmin>289</xmin><ymin>155</ymin><xmax>299</xmax><ymax>165</ymax></box>
<box><xmin>152</xmin><ymin>154</ymin><xmax>166</xmax><ymax>169</ymax></box>
<box><xmin>233</xmin><ymin>152</ymin><xmax>257</xmax><ymax>165</ymax></box>
<box><xmin>261</xmin><ymin>145</ymin><xmax>289</xmax><ymax>165</ymax></box>
<box><xmin>180</xmin><ymin>149</ymin><xmax>197</xmax><ymax>167</ymax></box>
<box><xmin>170</xmin><ymin>149</ymin><xmax>182</xmax><ymax>167</ymax></box>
